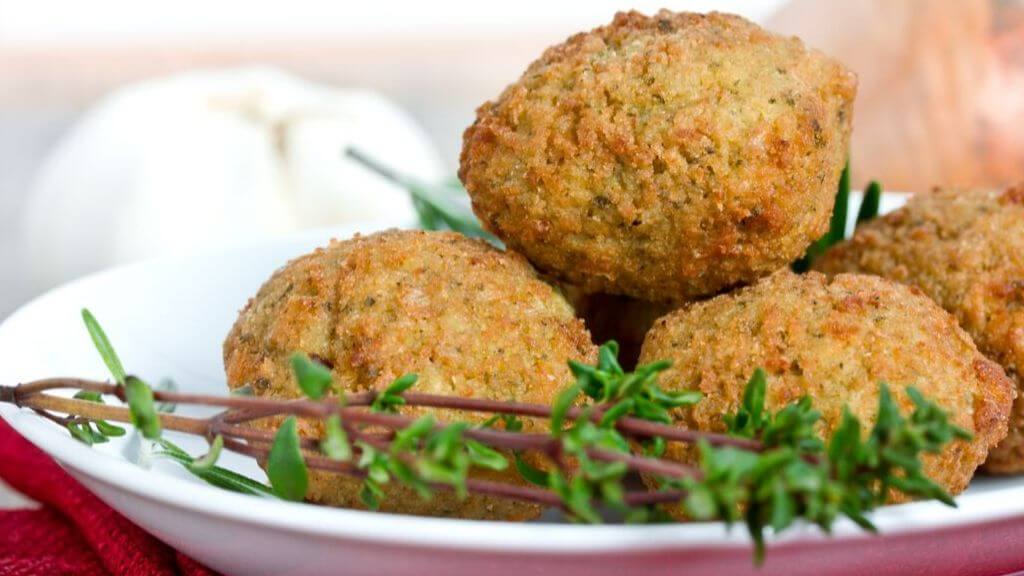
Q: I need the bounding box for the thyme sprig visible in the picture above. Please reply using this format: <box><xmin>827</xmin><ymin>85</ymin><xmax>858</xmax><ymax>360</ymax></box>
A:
<box><xmin>662</xmin><ymin>370</ymin><xmax>970</xmax><ymax>562</ymax></box>
<box><xmin>0</xmin><ymin>310</ymin><xmax>970</xmax><ymax>564</ymax></box>
<box><xmin>154</xmin><ymin>438</ymin><xmax>275</xmax><ymax>497</ymax></box>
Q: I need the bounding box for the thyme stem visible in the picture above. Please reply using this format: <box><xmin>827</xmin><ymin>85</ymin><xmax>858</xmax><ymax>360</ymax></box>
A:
<box><xmin>3</xmin><ymin>381</ymin><xmax>706</xmax><ymax>509</ymax></box>
<box><xmin>5</xmin><ymin>379</ymin><xmax>761</xmax><ymax>451</ymax></box>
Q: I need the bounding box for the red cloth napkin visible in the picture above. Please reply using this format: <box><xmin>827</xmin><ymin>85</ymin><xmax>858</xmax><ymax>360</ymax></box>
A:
<box><xmin>0</xmin><ymin>418</ymin><xmax>218</xmax><ymax>576</ymax></box>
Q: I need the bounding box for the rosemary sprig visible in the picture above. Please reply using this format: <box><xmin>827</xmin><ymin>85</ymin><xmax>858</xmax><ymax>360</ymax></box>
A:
<box><xmin>0</xmin><ymin>310</ymin><xmax>969</xmax><ymax>565</ymax></box>
<box><xmin>793</xmin><ymin>167</ymin><xmax>885</xmax><ymax>272</ymax></box>
<box><xmin>857</xmin><ymin>180</ymin><xmax>883</xmax><ymax>225</ymax></box>
<box><xmin>81</xmin><ymin>309</ymin><xmax>126</xmax><ymax>384</ymax></box>
<box><xmin>153</xmin><ymin>438</ymin><xmax>275</xmax><ymax>497</ymax></box>
<box><xmin>344</xmin><ymin>148</ymin><xmax>501</xmax><ymax>246</ymax></box>
<box><xmin>793</xmin><ymin>162</ymin><xmax>850</xmax><ymax>272</ymax></box>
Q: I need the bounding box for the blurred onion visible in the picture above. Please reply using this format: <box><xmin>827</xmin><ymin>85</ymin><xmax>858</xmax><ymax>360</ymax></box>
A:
<box><xmin>21</xmin><ymin>66</ymin><xmax>442</xmax><ymax>290</ymax></box>
<box><xmin>770</xmin><ymin>0</ymin><xmax>1024</xmax><ymax>192</ymax></box>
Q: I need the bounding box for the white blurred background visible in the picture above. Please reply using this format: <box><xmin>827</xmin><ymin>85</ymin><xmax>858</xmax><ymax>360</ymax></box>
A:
<box><xmin>2</xmin><ymin>0</ymin><xmax>1022</xmax><ymax>320</ymax></box>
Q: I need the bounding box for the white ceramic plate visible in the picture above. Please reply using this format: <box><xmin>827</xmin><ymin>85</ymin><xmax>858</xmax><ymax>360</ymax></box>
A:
<box><xmin>3</xmin><ymin>196</ymin><xmax>1024</xmax><ymax>576</ymax></box>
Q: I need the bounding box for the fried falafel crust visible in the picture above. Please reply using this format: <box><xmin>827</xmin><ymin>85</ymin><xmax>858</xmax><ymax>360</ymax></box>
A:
<box><xmin>460</xmin><ymin>10</ymin><xmax>856</xmax><ymax>302</ymax></box>
<box><xmin>224</xmin><ymin>230</ymin><xmax>597</xmax><ymax>519</ymax></box>
<box><xmin>639</xmin><ymin>271</ymin><xmax>1012</xmax><ymax>509</ymax></box>
<box><xmin>815</xmin><ymin>186</ymin><xmax>1024</xmax><ymax>473</ymax></box>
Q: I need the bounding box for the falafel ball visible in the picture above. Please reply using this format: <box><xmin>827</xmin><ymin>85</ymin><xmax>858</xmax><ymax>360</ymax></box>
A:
<box><xmin>814</xmin><ymin>185</ymin><xmax>1024</xmax><ymax>473</ymax></box>
<box><xmin>639</xmin><ymin>271</ymin><xmax>1013</xmax><ymax>507</ymax></box>
<box><xmin>223</xmin><ymin>230</ymin><xmax>597</xmax><ymax>519</ymax></box>
<box><xmin>460</xmin><ymin>10</ymin><xmax>857</xmax><ymax>302</ymax></box>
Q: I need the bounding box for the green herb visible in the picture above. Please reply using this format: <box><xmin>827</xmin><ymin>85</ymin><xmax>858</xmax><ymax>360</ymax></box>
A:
<box><xmin>74</xmin><ymin>390</ymin><xmax>103</xmax><ymax>402</ymax></box>
<box><xmin>549</xmin><ymin>383</ymin><xmax>580</xmax><ymax>435</ymax></box>
<box><xmin>81</xmin><ymin>308</ymin><xmax>126</xmax><ymax>384</ymax></box>
<box><xmin>321</xmin><ymin>414</ymin><xmax>353</xmax><ymax>461</ymax></box>
<box><xmin>67</xmin><ymin>421</ymin><xmax>108</xmax><ymax>445</ymax></box>
<box><xmin>794</xmin><ymin>170</ymin><xmax>885</xmax><ymax>272</ymax></box>
<box><xmin>418</xmin><ymin>423</ymin><xmax>472</xmax><ymax>497</ymax></box>
<box><xmin>857</xmin><ymin>180</ymin><xmax>882</xmax><ymax>225</ymax></box>
<box><xmin>722</xmin><ymin>369</ymin><xmax>823</xmax><ymax>453</ymax></box>
<box><xmin>672</xmin><ymin>374</ymin><xmax>965</xmax><ymax>563</ymax></box>
<box><xmin>569</xmin><ymin>341</ymin><xmax>700</xmax><ymax>427</ymax></box>
<box><xmin>514</xmin><ymin>453</ymin><xmax>550</xmax><ymax>487</ymax></box>
<box><xmin>479</xmin><ymin>413</ymin><xmax>524</xmax><ymax>432</ymax></box>
<box><xmin>722</xmin><ymin>368</ymin><xmax>768</xmax><ymax>438</ymax></box>
<box><xmin>356</xmin><ymin>442</ymin><xmax>391</xmax><ymax>509</ymax></box>
<box><xmin>829</xmin><ymin>162</ymin><xmax>852</xmax><ymax>244</ymax></box>
<box><xmin>72</xmin><ymin>390</ymin><xmax>126</xmax><ymax>437</ymax></box>
<box><xmin>358</xmin><ymin>447</ymin><xmax>388</xmax><ymax>509</ymax></box>
<box><xmin>410</xmin><ymin>186</ymin><xmax>493</xmax><ymax>241</ymax></box>
<box><xmin>189</xmin><ymin>435</ymin><xmax>225</xmax><ymax>472</ymax></box>
<box><xmin>29</xmin><ymin>313</ymin><xmax>971</xmax><ymax>566</ymax></box>
<box><xmin>465</xmin><ymin>440</ymin><xmax>507</xmax><ymax>470</ymax></box>
<box><xmin>551</xmin><ymin>418</ymin><xmax>631</xmax><ymax>522</ymax></box>
<box><xmin>154</xmin><ymin>439</ymin><xmax>276</xmax><ymax>497</ymax></box>
<box><xmin>643</xmin><ymin>436</ymin><xmax>666</xmax><ymax>458</ymax></box>
<box><xmin>267</xmin><ymin>416</ymin><xmax>309</xmax><ymax>501</ymax></box>
<box><xmin>793</xmin><ymin>162</ymin><xmax>851</xmax><ymax>272</ymax></box>
<box><xmin>290</xmin><ymin>353</ymin><xmax>334</xmax><ymax>400</ymax></box>
<box><xmin>94</xmin><ymin>419</ymin><xmax>127</xmax><ymax>437</ymax></box>
<box><xmin>344</xmin><ymin>148</ymin><xmax>501</xmax><ymax>246</ymax></box>
<box><xmin>538</xmin><ymin>342</ymin><xmax>700</xmax><ymax>522</ymax></box>
<box><xmin>124</xmin><ymin>376</ymin><xmax>161</xmax><ymax>439</ymax></box>
<box><xmin>831</xmin><ymin>384</ymin><xmax>970</xmax><ymax>508</ymax></box>
<box><xmin>80</xmin><ymin>310</ymin><xmax>158</xmax><ymax>440</ymax></box>
<box><xmin>351</xmin><ymin>408</ymin><xmax>514</xmax><ymax>509</ymax></box>
<box><xmin>359</xmin><ymin>481</ymin><xmax>385</xmax><ymax>510</ymax></box>
<box><xmin>80</xmin><ymin>311</ymin><xmax>244</xmax><ymax>502</ymax></box>
<box><xmin>371</xmin><ymin>374</ymin><xmax>418</xmax><ymax>413</ymax></box>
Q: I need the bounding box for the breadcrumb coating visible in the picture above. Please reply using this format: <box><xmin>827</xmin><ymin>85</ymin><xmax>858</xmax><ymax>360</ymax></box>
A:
<box><xmin>461</xmin><ymin>10</ymin><xmax>856</xmax><ymax>302</ymax></box>
<box><xmin>224</xmin><ymin>230</ymin><xmax>597</xmax><ymax>519</ymax></box>
<box><xmin>639</xmin><ymin>271</ymin><xmax>1012</xmax><ymax>509</ymax></box>
<box><xmin>815</xmin><ymin>186</ymin><xmax>1024</xmax><ymax>473</ymax></box>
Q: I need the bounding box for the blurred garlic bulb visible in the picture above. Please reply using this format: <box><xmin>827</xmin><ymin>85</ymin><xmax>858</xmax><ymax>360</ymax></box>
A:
<box><xmin>22</xmin><ymin>66</ymin><xmax>441</xmax><ymax>290</ymax></box>
<box><xmin>770</xmin><ymin>0</ymin><xmax>1024</xmax><ymax>192</ymax></box>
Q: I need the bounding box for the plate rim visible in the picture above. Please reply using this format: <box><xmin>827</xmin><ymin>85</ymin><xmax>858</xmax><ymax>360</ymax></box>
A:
<box><xmin>4</xmin><ymin>200</ymin><xmax>1024</xmax><ymax>555</ymax></box>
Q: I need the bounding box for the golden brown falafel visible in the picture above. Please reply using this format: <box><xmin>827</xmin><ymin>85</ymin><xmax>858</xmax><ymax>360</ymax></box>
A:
<box><xmin>639</xmin><ymin>271</ymin><xmax>1013</xmax><ymax>508</ymax></box>
<box><xmin>223</xmin><ymin>229</ymin><xmax>597</xmax><ymax>519</ymax></box>
<box><xmin>814</xmin><ymin>185</ymin><xmax>1024</xmax><ymax>473</ymax></box>
<box><xmin>460</xmin><ymin>10</ymin><xmax>856</xmax><ymax>302</ymax></box>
